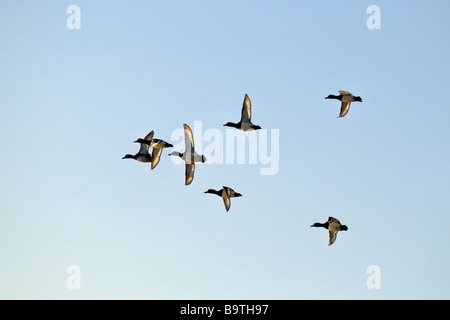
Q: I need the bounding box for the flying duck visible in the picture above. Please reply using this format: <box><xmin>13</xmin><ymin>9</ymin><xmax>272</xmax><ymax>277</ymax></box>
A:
<box><xmin>122</xmin><ymin>130</ymin><xmax>153</xmax><ymax>163</ymax></box>
<box><xmin>135</xmin><ymin>134</ymin><xmax>173</xmax><ymax>170</ymax></box>
<box><xmin>223</xmin><ymin>94</ymin><xmax>262</xmax><ymax>131</ymax></box>
<box><xmin>325</xmin><ymin>90</ymin><xmax>362</xmax><ymax>117</ymax></box>
<box><xmin>310</xmin><ymin>216</ymin><xmax>348</xmax><ymax>246</ymax></box>
<box><xmin>169</xmin><ymin>123</ymin><xmax>206</xmax><ymax>185</ymax></box>
<box><xmin>204</xmin><ymin>186</ymin><xmax>242</xmax><ymax>212</ymax></box>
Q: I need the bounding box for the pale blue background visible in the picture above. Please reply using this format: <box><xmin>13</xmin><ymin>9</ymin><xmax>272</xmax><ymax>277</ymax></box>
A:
<box><xmin>1</xmin><ymin>1</ymin><xmax>449</xmax><ymax>299</ymax></box>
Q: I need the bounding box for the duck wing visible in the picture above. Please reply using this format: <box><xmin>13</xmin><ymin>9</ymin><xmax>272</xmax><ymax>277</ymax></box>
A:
<box><xmin>328</xmin><ymin>230</ymin><xmax>338</xmax><ymax>246</ymax></box>
<box><xmin>143</xmin><ymin>130</ymin><xmax>154</xmax><ymax>141</ymax></box>
<box><xmin>338</xmin><ymin>90</ymin><xmax>351</xmax><ymax>96</ymax></box>
<box><xmin>240</xmin><ymin>94</ymin><xmax>252</xmax><ymax>122</ymax></box>
<box><xmin>149</xmin><ymin>138</ymin><xmax>161</xmax><ymax>148</ymax></box>
<box><xmin>183</xmin><ymin>123</ymin><xmax>195</xmax><ymax>152</ymax></box>
<box><xmin>222</xmin><ymin>186</ymin><xmax>231</xmax><ymax>197</ymax></box>
<box><xmin>185</xmin><ymin>163</ymin><xmax>195</xmax><ymax>185</ymax></box>
<box><xmin>227</xmin><ymin>187</ymin><xmax>239</xmax><ymax>198</ymax></box>
<box><xmin>151</xmin><ymin>139</ymin><xmax>171</xmax><ymax>148</ymax></box>
<box><xmin>138</xmin><ymin>141</ymin><xmax>150</xmax><ymax>154</ymax></box>
<box><xmin>151</xmin><ymin>148</ymin><xmax>163</xmax><ymax>170</ymax></box>
<box><xmin>328</xmin><ymin>217</ymin><xmax>342</xmax><ymax>225</ymax></box>
<box><xmin>136</xmin><ymin>130</ymin><xmax>154</xmax><ymax>154</ymax></box>
<box><xmin>222</xmin><ymin>195</ymin><xmax>231</xmax><ymax>212</ymax></box>
<box><xmin>339</xmin><ymin>101</ymin><xmax>351</xmax><ymax>117</ymax></box>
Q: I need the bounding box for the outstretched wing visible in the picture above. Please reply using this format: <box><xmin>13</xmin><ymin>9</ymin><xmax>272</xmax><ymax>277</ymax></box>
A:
<box><xmin>138</xmin><ymin>142</ymin><xmax>150</xmax><ymax>154</ymax></box>
<box><xmin>240</xmin><ymin>94</ymin><xmax>252</xmax><ymax>122</ymax></box>
<box><xmin>328</xmin><ymin>217</ymin><xmax>342</xmax><ymax>225</ymax></box>
<box><xmin>338</xmin><ymin>90</ymin><xmax>351</xmax><ymax>96</ymax></box>
<box><xmin>222</xmin><ymin>196</ymin><xmax>231</xmax><ymax>212</ymax></box>
<box><xmin>151</xmin><ymin>148</ymin><xmax>163</xmax><ymax>170</ymax></box>
<box><xmin>183</xmin><ymin>123</ymin><xmax>195</xmax><ymax>152</ymax></box>
<box><xmin>339</xmin><ymin>101</ymin><xmax>351</xmax><ymax>117</ymax></box>
<box><xmin>185</xmin><ymin>163</ymin><xmax>195</xmax><ymax>185</ymax></box>
<box><xmin>328</xmin><ymin>230</ymin><xmax>338</xmax><ymax>246</ymax></box>
<box><xmin>222</xmin><ymin>186</ymin><xmax>231</xmax><ymax>198</ymax></box>
<box><xmin>143</xmin><ymin>130</ymin><xmax>154</xmax><ymax>141</ymax></box>
<box><xmin>137</xmin><ymin>131</ymin><xmax>154</xmax><ymax>154</ymax></box>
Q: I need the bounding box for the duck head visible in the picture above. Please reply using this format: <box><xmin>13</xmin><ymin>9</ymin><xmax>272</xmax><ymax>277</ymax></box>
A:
<box><xmin>204</xmin><ymin>189</ymin><xmax>221</xmax><ymax>196</ymax></box>
<box><xmin>310</xmin><ymin>222</ymin><xmax>328</xmax><ymax>228</ymax></box>
<box><xmin>353</xmin><ymin>96</ymin><xmax>362</xmax><ymax>102</ymax></box>
<box><xmin>122</xmin><ymin>154</ymin><xmax>136</xmax><ymax>159</ymax></box>
<box><xmin>134</xmin><ymin>138</ymin><xmax>149</xmax><ymax>145</ymax></box>
<box><xmin>223</xmin><ymin>122</ymin><xmax>240</xmax><ymax>128</ymax></box>
<box><xmin>341</xmin><ymin>225</ymin><xmax>348</xmax><ymax>231</ymax></box>
<box><xmin>325</xmin><ymin>94</ymin><xmax>342</xmax><ymax>100</ymax></box>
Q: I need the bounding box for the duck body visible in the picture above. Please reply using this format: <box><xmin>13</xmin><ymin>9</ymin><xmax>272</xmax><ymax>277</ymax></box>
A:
<box><xmin>311</xmin><ymin>216</ymin><xmax>348</xmax><ymax>246</ymax></box>
<box><xmin>224</xmin><ymin>94</ymin><xmax>261</xmax><ymax>131</ymax></box>
<box><xmin>224</xmin><ymin>120</ymin><xmax>261</xmax><ymax>131</ymax></box>
<box><xmin>204</xmin><ymin>186</ymin><xmax>242</xmax><ymax>212</ymax></box>
<box><xmin>241</xmin><ymin>120</ymin><xmax>260</xmax><ymax>131</ymax></box>
<box><xmin>170</xmin><ymin>151</ymin><xmax>206</xmax><ymax>164</ymax></box>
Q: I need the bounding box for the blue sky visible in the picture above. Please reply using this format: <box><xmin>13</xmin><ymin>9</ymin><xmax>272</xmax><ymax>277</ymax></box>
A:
<box><xmin>1</xmin><ymin>1</ymin><xmax>449</xmax><ymax>299</ymax></box>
